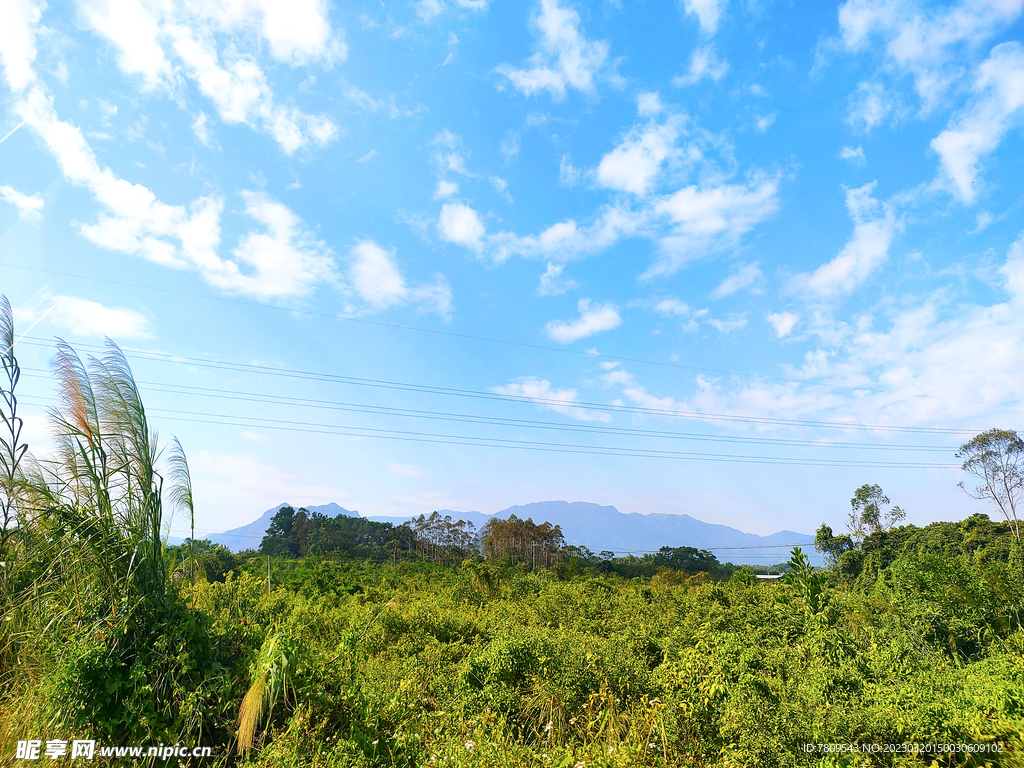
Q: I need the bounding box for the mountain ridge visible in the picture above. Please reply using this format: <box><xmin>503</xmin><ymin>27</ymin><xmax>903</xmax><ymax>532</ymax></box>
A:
<box><xmin>194</xmin><ymin>499</ymin><xmax>815</xmax><ymax>565</ymax></box>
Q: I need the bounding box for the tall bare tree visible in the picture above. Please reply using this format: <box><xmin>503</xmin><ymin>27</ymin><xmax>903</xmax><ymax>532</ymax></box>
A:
<box><xmin>957</xmin><ymin>429</ymin><xmax>1023</xmax><ymax>541</ymax></box>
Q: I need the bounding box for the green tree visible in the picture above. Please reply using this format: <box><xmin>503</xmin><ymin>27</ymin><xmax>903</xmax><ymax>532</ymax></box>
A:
<box><xmin>783</xmin><ymin>547</ymin><xmax>828</xmax><ymax>613</ymax></box>
<box><xmin>261</xmin><ymin>506</ymin><xmax>299</xmax><ymax>557</ymax></box>
<box><xmin>814</xmin><ymin>523</ymin><xmax>855</xmax><ymax>568</ymax></box>
<box><xmin>956</xmin><ymin>428</ymin><xmax>1023</xmax><ymax>541</ymax></box>
<box><xmin>848</xmin><ymin>484</ymin><xmax>905</xmax><ymax>542</ymax></box>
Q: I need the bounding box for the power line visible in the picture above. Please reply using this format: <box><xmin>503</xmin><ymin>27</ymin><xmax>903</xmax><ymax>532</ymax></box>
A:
<box><xmin>15</xmin><ymin>336</ymin><xmax>990</xmax><ymax>436</ymax></box>
<box><xmin>16</xmin><ymin>395</ymin><xmax>960</xmax><ymax>467</ymax></box>
<box><xmin>14</xmin><ymin>369</ymin><xmax>956</xmax><ymax>452</ymax></box>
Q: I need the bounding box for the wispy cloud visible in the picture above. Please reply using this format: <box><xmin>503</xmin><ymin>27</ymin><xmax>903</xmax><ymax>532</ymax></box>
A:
<box><xmin>493</xmin><ymin>376</ymin><xmax>610</xmax><ymax>421</ymax></box>
<box><xmin>682</xmin><ymin>0</ymin><xmax>728</xmax><ymax>34</ymax></box>
<box><xmin>711</xmin><ymin>262</ymin><xmax>762</xmax><ymax>299</ymax></box>
<box><xmin>537</xmin><ymin>262</ymin><xmax>578</xmax><ymax>296</ymax></box>
<box><xmin>789</xmin><ymin>182</ymin><xmax>896</xmax><ymax>299</ymax></box>
<box><xmin>0</xmin><ymin>184</ymin><xmax>43</xmax><ymax>220</ymax></box>
<box><xmin>496</xmin><ymin>0</ymin><xmax>616</xmax><ymax>100</ymax></box>
<box><xmin>348</xmin><ymin>240</ymin><xmax>453</xmax><ymax>318</ymax></box>
<box><xmin>932</xmin><ymin>42</ymin><xmax>1024</xmax><ymax>205</ymax></box>
<box><xmin>673</xmin><ymin>45</ymin><xmax>729</xmax><ymax>86</ymax></box>
<box><xmin>545</xmin><ymin>298</ymin><xmax>621</xmax><ymax>343</ymax></box>
<box><xmin>15</xmin><ymin>294</ymin><xmax>152</xmax><ymax>339</ymax></box>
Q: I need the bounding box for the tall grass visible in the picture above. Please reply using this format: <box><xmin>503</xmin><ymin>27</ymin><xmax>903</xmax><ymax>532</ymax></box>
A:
<box><xmin>0</xmin><ymin>295</ymin><xmax>225</xmax><ymax>752</ymax></box>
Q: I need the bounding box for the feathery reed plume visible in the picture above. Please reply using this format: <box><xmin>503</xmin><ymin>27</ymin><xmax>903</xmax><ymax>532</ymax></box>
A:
<box><xmin>238</xmin><ymin>629</ymin><xmax>292</xmax><ymax>752</ymax></box>
<box><xmin>0</xmin><ymin>296</ymin><xmax>27</xmax><ymax>552</ymax></box>
<box><xmin>166</xmin><ymin>437</ymin><xmax>194</xmax><ymax>586</ymax></box>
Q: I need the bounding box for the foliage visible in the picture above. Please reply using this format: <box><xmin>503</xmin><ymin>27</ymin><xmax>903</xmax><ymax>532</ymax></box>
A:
<box><xmin>480</xmin><ymin>514</ymin><xmax>564</xmax><ymax>566</ymax></box>
<box><xmin>407</xmin><ymin>511</ymin><xmax>476</xmax><ymax>564</ymax></box>
<box><xmin>814</xmin><ymin>523</ymin><xmax>855</xmax><ymax>568</ymax></box>
<box><xmin>957</xmin><ymin>428</ymin><xmax>1024</xmax><ymax>540</ymax></box>
<box><xmin>166</xmin><ymin>538</ymin><xmax>240</xmax><ymax>583</ymax></box>
<box><xmin>260</xmin><ymin>506</ymin><xmax>414</xmax><ymax>560</ymax></box>
<box><xmin>847</xmin><ymin>483</ymin><xmax>906</xmax><ymax>542</ymax></box>
<box><xmin>782</xmin><ymin>547</ymin><xmax>829</xmax><ymax>613</ymax></box>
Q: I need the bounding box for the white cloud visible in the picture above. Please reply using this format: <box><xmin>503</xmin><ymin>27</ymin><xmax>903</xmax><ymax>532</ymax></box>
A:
<box><xmin>0</xmin><ymin>0</ymin><xmax>42</xmax><ymax>92</ymax></box>
<box><xmin>431</xmin><ymin>130</ymin><xmax>476</xmax><ymax>194</ymax></box>
<box><xmin>497</xmin><ymin>205</ymin><xmax>646</xmax><ymax>264</ymax></box>
<box><xmin>559</xmin><ymin>154</ymin><xmax>582</xmax><ymax>186</ymax></box>
<box><xmin>755</xmin><ymin>113</ymin><xmax>777</xmax><ymax>132</ymax></box>
<box><xmin>434</xmin><ymin>179</ymin><xmax>459</xmax><ymax>199</ymax></box>
<box><xmin>839</xmin><ymin>145</ymin><xmax>866</xmax><ymax>163</ymax></box>
<box><xmin>409</xmin><ymin>278</ymin><xmax>454</xmax><ymax>320</ymax></box>
<box><xmin>707</xmin><ymin>315</ymin><xmax>747</xmax><ymax>333</ymax></box>
<box><xmin>492</xmin><ymin>375</ymin><xmax>609</xmax><ymax>421</ymax></box>
<box><xmin>15</xmin><ymin>294</ymin><xmax>152</xmax><ymax>339</ymax></box>
<box><xmin>490</xmin><ymin>175</ymin><xmax>511</xmax><ymax>200</ymax></box>
<box><xmin>596</xmin><ymin>118</ymin><xmax>681</xmax><ymax>196</ymax></box>
<box><xmin>837</xmin><ymin>0</ymin><xmax>1022</xmax><ymax>111</ymax></box>
<box><xmin>789</xmin><ymin>182</ymin><xmax>896</xmax><ymax>298</ymax></box>
<box><xmin>767</xmin><ymin>310</ymin><xmax>799</xmax><ymax>338</ymax></box>
<box><xmin>654</xmin><ymin>298</ymin><xmax>691</xmax><ymax>316</ymax></box>
<box><xmin>0</xmin><ymin>185</ymin><xmax>43</xmax><ymax>220</ymax></box>
<box><xmin>72</xmin><ymin>0</ymin><xmax>343</xmax><ymax>153</ymax></box>
<box><xmin>228</xmin><ymin>191</ymin><xmax>337</xmax><ymax>299</ymax></box>
<box><xmin>537</xmin><ymin>262</ymin><xmax>578</xmax><ymax>296</ymax></box>
<box><xmin>349</xmin><ymin>240</ymin><xmax>408</xmax><ymax>311</ymax></box>
<box><xmin>433</xmin><ymin>111</ymin><xmax>776</xmax><ymax>281</ymax></box>
<box><xmin>348</xmin><ymin>239</ymin><xmax>453</xmax><ymax>318</ymax></box>
<box><xmin>356</xmin><ymin>149</ymin><xmax>378</xmax><ymax>163</ymax></box>
<box><xmin>682</xmin><ymin>0</ymin><xmax>727</xmax><ymax>33</ymax></box>
<box><xmin>416</xmin><ymin>0</ymin><xmax>491</xmax><ymax>22</ymax></box>
<box><xmin>846</xmin><ymin>80</ymin><xmax>901</xmax><ymax>131</ymax></box>
<box><xmin>710</xmin><ymin>262</ymin><xmax>762</xmax><ymax>299</ymax></box>
<box><xmin>15</xmin><ymin>86</ymin><xmax>342</xmax><ymax>300</ymax></box>
<box><xmin>496</xmin><ymin>0</ymin><xmax>613</xmax><ymax>100</ymax></box>
<box><xmin>191</xmin><ymin>111</ymin><xmax>214</xmax><ymax>146</ymax></box>
<box><xmin>931</xmin><ymin>41</ymin><xmax>1024</xmax><ymax>205</ymax></box>
<box><xmin>437</xmin><ymin>201</ymin><xmax>487</xmax><ymax>251</ymax></box>
<box><xmin>501</xmin><ymin>130</ymin><xmax>521</xmax><ymax>162</ymax></box>
<box><xmin>637</xmin><ymin>91</ymin><xmax>663</xmax><ymax>116</ymax></box>
<box><xmin>437</xmin><ymin>174</ymin><xmax>777</xmax><ymax>281</ymax></box>
<box><xmin>545</xmin><ymin>298</ymin><xmax>621</xmax><ymax>343</ymax></box>
<box><xmin>339</xmin><ymin>80</ymin><xmax>422</xmax><ymax>119</ymax></box>
<box><xmin>673</xmin><ymin>45</ymin><xmax>729</xmax><ymax>86</ymax></box>
<box><xmin>654</xmin><ymin>298</ymin><xmax>703</xmax><ymax>332</ymax></box>
<box><xmin>646</xmin><ymin>177</ymin><xmax>780</xmax><ymax>279</ymax></box>
<box><xmin>387</xmin><ymin>462</ymin><xmax>426</xmax><ymax>477</ymax></box>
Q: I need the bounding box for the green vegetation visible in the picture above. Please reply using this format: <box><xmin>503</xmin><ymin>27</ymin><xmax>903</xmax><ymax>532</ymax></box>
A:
<box><xmin>1</xmin><ymin>297</ymin><xmax>1023</xmax><ymax>766</ymax></box>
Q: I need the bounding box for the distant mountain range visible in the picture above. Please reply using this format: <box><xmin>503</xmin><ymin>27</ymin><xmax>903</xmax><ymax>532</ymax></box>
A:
<box><xmin>192</xmin><ymin>500</ymin><xmax>816</xmax><ymax>565</ymax></box>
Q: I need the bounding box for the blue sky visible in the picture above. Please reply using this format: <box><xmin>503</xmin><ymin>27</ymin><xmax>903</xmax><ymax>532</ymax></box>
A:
<box><xmin>1</xmin><ymin>0</ymin><xmax>1023</xmax><ymax>543</ymax></box>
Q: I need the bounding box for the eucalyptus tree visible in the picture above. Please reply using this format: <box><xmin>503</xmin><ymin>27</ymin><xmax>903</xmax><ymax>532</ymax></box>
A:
<box><xmin>957</xmin><ymin>428</ymin><xmax>1023</xmax><ymax>541</ymax></box>
<box><xmin>847</xmin><ymin>484</ymin><xmax>905</xmax><ymax>543</ymax></box>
